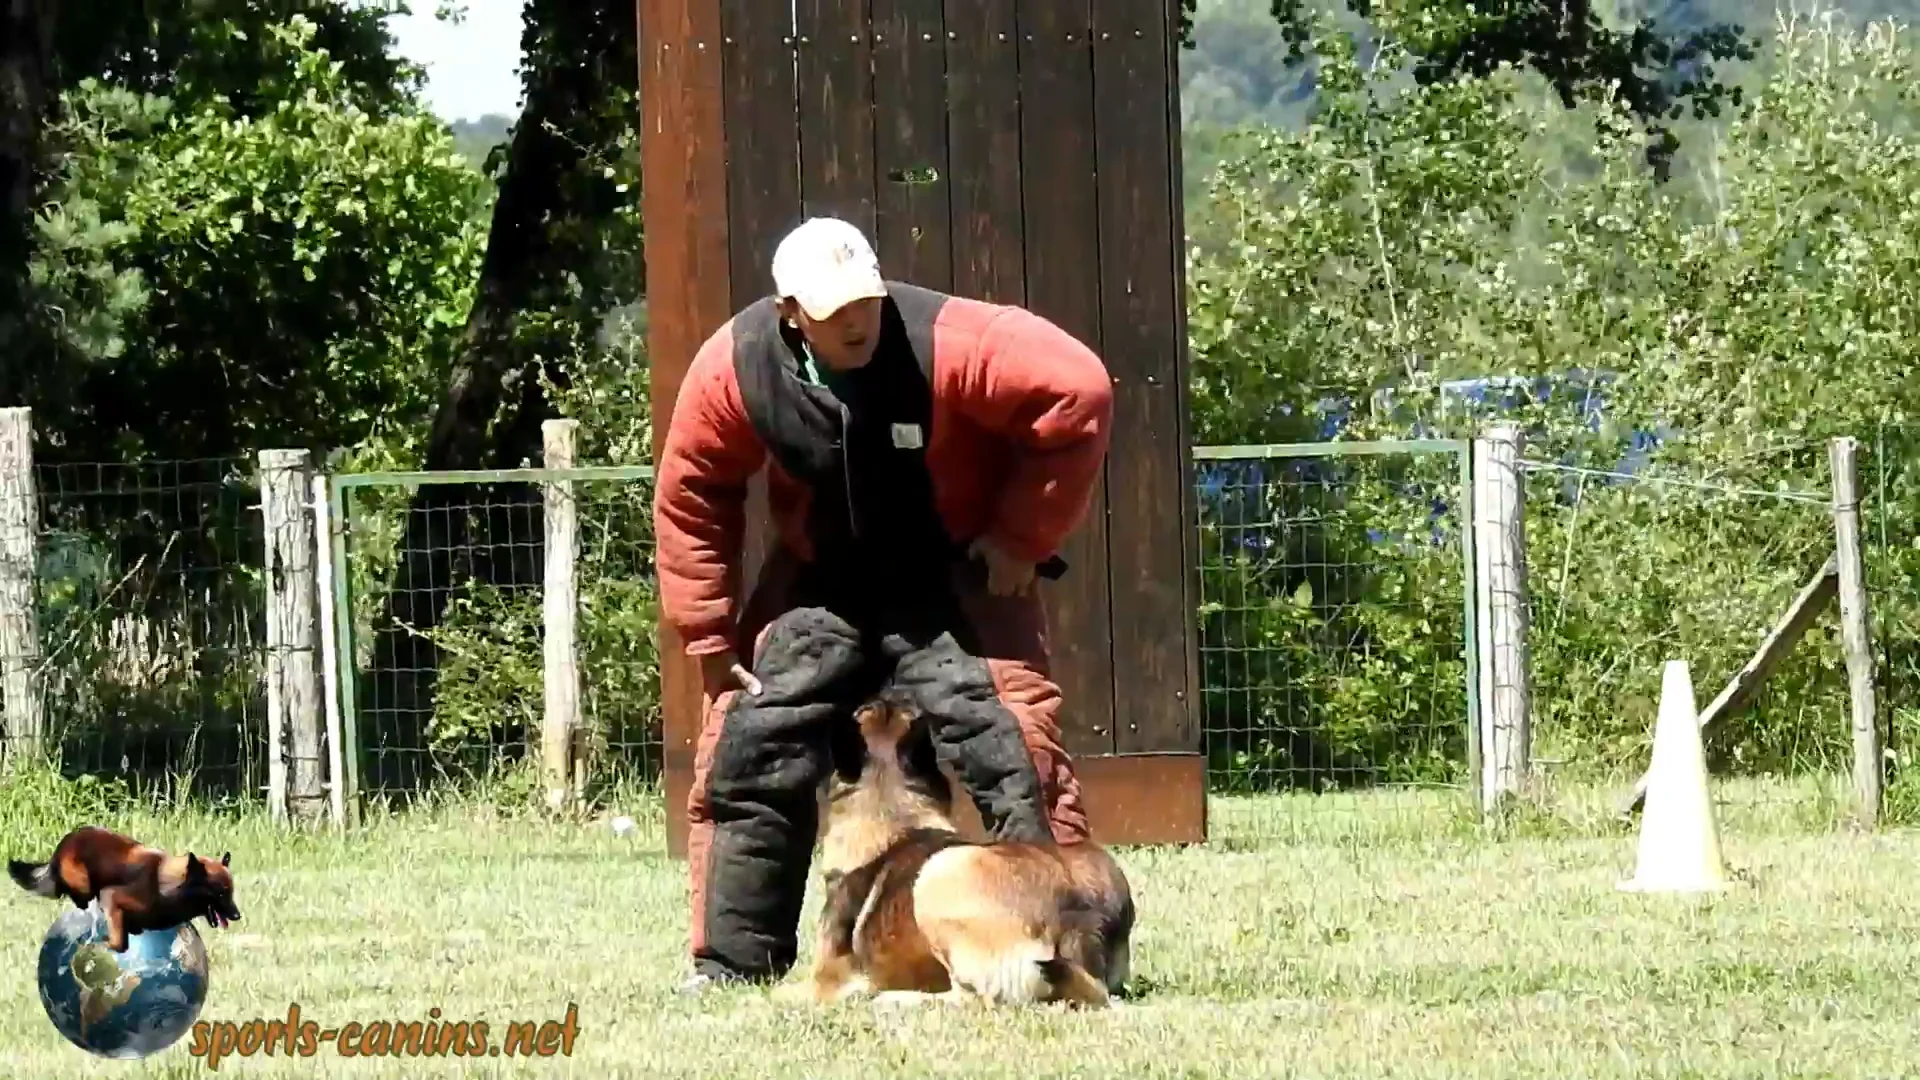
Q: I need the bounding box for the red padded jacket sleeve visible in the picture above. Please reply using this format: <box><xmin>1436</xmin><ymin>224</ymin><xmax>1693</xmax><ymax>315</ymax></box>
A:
<box><xmin>953</xmin><ymin>308</ymin><xmax>1114</xmax><ymax>563</ymax></box>
<box><xmin>652</xmin><ymin>323</ymin><xmax>767</xmax><ymax>657</ymax></box>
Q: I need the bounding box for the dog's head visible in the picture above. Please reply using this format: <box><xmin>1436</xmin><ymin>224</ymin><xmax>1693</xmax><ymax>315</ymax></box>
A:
<box><xmin>182</xmin><ymin>851</ymin><xmax>241</xmax><ymax>930</ymax></box>
<box><xmin>818</xmin><ymin>695</ymin><xmax>955</xmax><ymax>879</ymax></box>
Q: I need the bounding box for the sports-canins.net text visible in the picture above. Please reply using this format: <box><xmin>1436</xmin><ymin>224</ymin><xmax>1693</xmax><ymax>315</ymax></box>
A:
<box><xmin>187</xmin><ymin>1003</ymin><xmax>580</xmax><ymax>1070</ymax></box>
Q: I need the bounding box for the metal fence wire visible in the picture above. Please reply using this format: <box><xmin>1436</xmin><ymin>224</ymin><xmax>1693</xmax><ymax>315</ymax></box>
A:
<box><xmin>330</xmin><ymin>468</ymin><xmax>664</xmax><ymax>805</ymax></box>
<box><xmin>1517</xmin><ymin>451</ymin><xmax>1852</xmax><ymax>827</ymax></box>
<box><xmin>8</xmin><ymin>458</ymin><xmax>267</xmax><ymax>801</ymax></box>
<box><xmin>1868</xmin><ymin>425</ymin><xmax>1920</xmax><ymax>823</ymax></box>
<box><xmin>9</xmin><ymin>435</ymin><xmax>1901</xmax><ymax>835</ymax></box>
<box><xmin>1192</xmin><ymin>441</ymin><xmax>1477</xmax><ymax>830</ymax></box>
<box><xmin>323</xmin><ymin>443</ymin><xmax>1483</xmax><ymax>829</ymax></box>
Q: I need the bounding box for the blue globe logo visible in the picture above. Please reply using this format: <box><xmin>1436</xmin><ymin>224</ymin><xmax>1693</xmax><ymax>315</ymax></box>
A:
<box><xmin>35</xmin><ymin>902</ymin><xmax>210</xmax><ymax>1059</ymax></box>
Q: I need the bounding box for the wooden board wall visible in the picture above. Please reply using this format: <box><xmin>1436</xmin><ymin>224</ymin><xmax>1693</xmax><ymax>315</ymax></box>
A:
<box><xmin>636</xmin><ymin>0</ymin><xmax>1203</xmax><ymax>856</ymax></box>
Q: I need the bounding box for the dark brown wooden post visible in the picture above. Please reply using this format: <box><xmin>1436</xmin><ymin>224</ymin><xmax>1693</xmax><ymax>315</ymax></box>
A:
<box><xmin>1016</xmin><ymin>0</ymin><xmax>1117</xmax><ymax>764</ymax></box>
<box><xmin>639</xmin><ymin>0</ymin><xmax>1204</xmax><ymax>855</ymax></box>
<box><xmin>636</xmin><ymin>0</ymin><xmax>730</xmax><ymax>859</ymax></box>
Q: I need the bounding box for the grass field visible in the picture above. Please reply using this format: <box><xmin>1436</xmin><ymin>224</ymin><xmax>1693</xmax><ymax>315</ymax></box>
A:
<box><xmin>0</xmin><ymin>767</ymin><xmax>1915</xmax><ymax>1079</ymax></box>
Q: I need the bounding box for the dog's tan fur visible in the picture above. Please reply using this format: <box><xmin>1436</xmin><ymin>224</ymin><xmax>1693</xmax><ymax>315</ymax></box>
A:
<box><xmin>778</xmin><ymin>697</ymin><xmax>1133</xmax><ymax>1010</ymax></box>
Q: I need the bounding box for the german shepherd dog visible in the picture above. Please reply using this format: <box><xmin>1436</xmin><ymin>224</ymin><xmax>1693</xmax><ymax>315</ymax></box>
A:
<box><xmin>777</xmin><ymin>694</ymin><xmax>1134</xmax><ymax>1009</ymax></box>
<box><xmin>10</xmin><ymin>826</ymin><xmax>241</xmax><ymax>951</ymax></box>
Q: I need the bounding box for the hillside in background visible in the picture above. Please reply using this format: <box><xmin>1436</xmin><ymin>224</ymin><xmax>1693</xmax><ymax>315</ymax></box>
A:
<box><xmin>1177</xmin><ymin>0</ymin><xmax>1920</xmax><ymax>209</ymax></box>
<box><xmin>1181</xmin><ymin>0</ymin><xmax>1920</xmax><ymax>130</ymax></box>
<box><xmin>448</xmin><ymin>112</ymin><xmax>512</xmax><ymax>170</ymax></box>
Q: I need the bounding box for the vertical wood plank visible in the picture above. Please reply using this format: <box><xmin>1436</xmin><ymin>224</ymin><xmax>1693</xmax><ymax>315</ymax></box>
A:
<box><xmin>288</xmin><ymin>464</ymin><xmax>328</xmax><ymax>826</ymax></box>
<box><xmin>795</xmin><ymin>0</ymin><xmax>878</xmax><ymax>237</ymax></box>
<box><xmin>310</xmin><ymin>472</ymin><xmax>348</xmax><ymax>828</ymax></box>
<box><xmin>638</xmin><ymin>0</ymin><xmax>732</xmax><ymax>859</ymax></box>
<box><xmin>721</xmin><ymin>0</ymin><xmax>803</xmax><ymax>309</ymax></box>
<box><xmin>1092</xmin><ymin>0</ymin><xmax>1195</xmax><ymax>755</ymax></box>
<box><xmin>943</xmin><ymin>0</ymin><xmax>1025</xmax><ymax>303</ymax></box>
<box><xmin>1473</xmin><ymin>423</ymin><xmax>1532</xmax><ymax>811</ymax></box>
<box><xmin>1017</xmin><ymin>0</ymin><xmax>1115</xmax><ymax>758</ymax></box>
<box><xmin>871</xmin><ymin>0</ymin><xmax>953</xmax><ymax>290</ymax></box>
<box><xmin>719</xmin><ymin>2</ymin><xmax>801</xmax><ymax>597</ymax></box>
<box><xmin>1165</xmin><ymin>0</ymin><xmax>1203</xmax><ymax>774</ymax></box>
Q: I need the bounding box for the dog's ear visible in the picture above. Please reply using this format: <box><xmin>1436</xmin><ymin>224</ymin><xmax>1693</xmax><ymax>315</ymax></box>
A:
<box><xmin>856</xmin><ymin>699</ymin><xmax>913</xmax><ymax>748</ymax></box>
<box><xmin>184</xmin><ymin>855</ymin><xmax>207</xmax><ymax>880</ymax></box>
<box><xmin>220</xmin><ymin>852</ymin><xmax>230</xmax><ymax>867</ymax></box>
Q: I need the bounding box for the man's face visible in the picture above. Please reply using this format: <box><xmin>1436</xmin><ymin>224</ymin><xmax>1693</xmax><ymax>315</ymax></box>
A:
<box><xmin>784</xmin><ymin>296</ymin><xmax>883</xmax><ymax>371</ymax></box>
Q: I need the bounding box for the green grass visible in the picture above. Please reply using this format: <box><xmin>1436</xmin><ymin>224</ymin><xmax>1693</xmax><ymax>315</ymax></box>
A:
<box><xmin>0</xmin><ymin>766</ymin><xmax>1916</xmax><ymax>1078</ymax></box>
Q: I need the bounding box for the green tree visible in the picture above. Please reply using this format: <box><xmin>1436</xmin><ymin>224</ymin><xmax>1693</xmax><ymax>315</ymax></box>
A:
<box><xmin>2</xmin><ymin>0</ymin><xmax>416</xmax><ymax>409</ymax></box>
<box><xmin>27</xmin><ymin>16</ymin><xmax>488</xmax><ymax>462</ymax></box>
<box><xmin>361</xmin><ymin>0</ymin><xmax>644</xmax><ymax>792</ymax></box>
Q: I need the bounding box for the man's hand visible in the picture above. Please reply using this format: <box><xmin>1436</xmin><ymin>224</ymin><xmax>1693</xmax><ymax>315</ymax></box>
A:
<box><xmin>700</xmin><ymin>649</ymin><xmax>763</xmax><ymax>697</ymax></box>
<box><xmin>970</xmin><ymin>536</ymin><xmax>1038</xmax><ymax>597</ymax></box>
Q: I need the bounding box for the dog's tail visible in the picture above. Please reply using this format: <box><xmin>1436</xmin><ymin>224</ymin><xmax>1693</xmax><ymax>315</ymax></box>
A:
<box><xmin>960</xmin><ymin>941</ymin><xmax>1110</xmax><ymax>1007</ymax></box>
<box><xmin>962</xmin><ymin>940</ymin><xmax>1058</xmax><ymax>1004</ymax></box>
<box><xmin>8</xmin><ymin>860</ymin><xmax>56</xmax><ymax>899</ymax></box>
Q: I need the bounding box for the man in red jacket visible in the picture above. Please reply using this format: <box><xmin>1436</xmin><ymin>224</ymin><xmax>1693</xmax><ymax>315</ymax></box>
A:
<box><xmin>653</xmin><ymin>216</ymin><xmax>1113</xmax><ymax>992</ymax></box>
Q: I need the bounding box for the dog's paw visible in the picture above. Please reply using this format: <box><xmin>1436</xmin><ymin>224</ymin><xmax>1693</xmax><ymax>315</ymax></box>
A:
<box><xmin>871</xmin><ymin>990</ymin><xmax>951</xmax><ymax>1011</ymax></box>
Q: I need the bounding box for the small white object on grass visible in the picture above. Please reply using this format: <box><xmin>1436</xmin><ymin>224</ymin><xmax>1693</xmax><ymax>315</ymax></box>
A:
<box><xmin>610</xmin><ymin>815</ymin><xmax>637</xmax><ymax>838</ymax></box>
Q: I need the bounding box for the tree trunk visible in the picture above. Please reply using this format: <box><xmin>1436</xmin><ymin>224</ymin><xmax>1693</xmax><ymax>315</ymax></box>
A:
<box><xmin>0</xmin><ymin>0</ymin><xmax>54</xmax><ymax>408</ymax></box>
<box><xmin>360</xmin><ymin>0</ymin><xmax>637</xmax><ymax>795</ymax></box>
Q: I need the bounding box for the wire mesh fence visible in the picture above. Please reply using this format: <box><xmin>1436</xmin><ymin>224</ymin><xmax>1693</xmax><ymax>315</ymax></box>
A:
<box><xmin>331</xmin><ymin>443</ymin><xmax>1487</xmax><ymax>836</ymax></box>
<box><xmin>3</xmin><ymin>432</ymin><xmax>1897</xmax><ymax>840</ymax></box>
<box><xmin>4</xmin><ymin>457</ymin><xmax>267</xmax><ymax>802</ymax></box>
<box><xmin>1517</xmin><ymin>452</ymin><xmax>1851</xmax><ymax>830</ymax></box>
<box><xmin>1192</xmin><ymin>442</ymin><xmax>1477</xmax><ymax>838</ymax></box>
<box><xmin>1866</xmin><ymin>425</ymin><xmax>1920</xmax><ymax>823</ymax></box>
<box><xmin>333</xmin><ymin>472</ymin><xmax>663</xmax><ymax>806</ymax></box>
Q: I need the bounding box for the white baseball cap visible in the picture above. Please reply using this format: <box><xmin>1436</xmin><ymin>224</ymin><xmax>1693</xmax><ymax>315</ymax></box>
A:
<box><xmin>770</xmin><ymin>217</ymin><xmax>888</xmax><ymax>320</ymax></box>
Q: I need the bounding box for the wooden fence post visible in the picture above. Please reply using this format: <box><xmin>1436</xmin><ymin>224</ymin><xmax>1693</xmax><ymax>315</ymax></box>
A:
<box><xmin>542</xmin><ymin>419</ymin><xmax>581</xmax><ymax>813</ymax></box>
<box><xmin>0</xmin><ymin>407</ymin><xmax>42</xmax><ymax>768</ymax></box>
<box><xmin>1473</xmin><ymin>422</ymin><xmax>1533</xmax><ymax>811</ymax></box>
<box><xmin>260</xmin><ymin>449</ymin><xmax>325</xmax><ymax>826</ymax></box>
<box><xmin>1829</xmin><ymin>436</ymin><xmax>1881</xmax><ymax>827</ymax></box>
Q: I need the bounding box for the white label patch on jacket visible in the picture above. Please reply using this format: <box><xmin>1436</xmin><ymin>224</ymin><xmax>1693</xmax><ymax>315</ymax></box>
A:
<box><xmin>890</xmin><ymin>423</ymin><xmax>925</xmax><ymax>449</ymax></box>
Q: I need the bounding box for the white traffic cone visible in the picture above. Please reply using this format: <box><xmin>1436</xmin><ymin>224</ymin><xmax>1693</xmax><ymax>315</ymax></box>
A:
<box><xmin>1618</xmin><ymin>659</ymin><xmax>1730</xmax><ymax>894</ymax></box>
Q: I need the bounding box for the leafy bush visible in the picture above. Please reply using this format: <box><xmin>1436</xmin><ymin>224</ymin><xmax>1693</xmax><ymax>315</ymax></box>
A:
<box><xmin>1198</xmin><ymin>451</ymin><xmax>1470</xmax><ymax>792</ymax></box>
<box><xmin>413</xmin><ymin>477</ymin><xmax>662</xmax><ymax>798</ymax></box>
